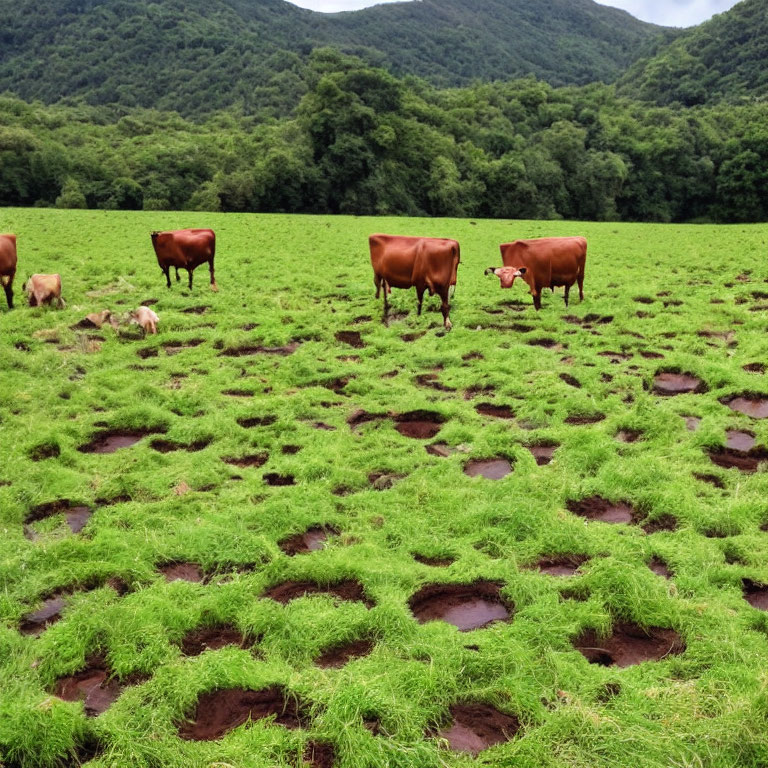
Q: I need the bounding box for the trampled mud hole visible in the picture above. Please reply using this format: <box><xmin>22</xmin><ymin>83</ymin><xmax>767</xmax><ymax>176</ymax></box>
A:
<box><xmin>723</xmin><ymin>394</ymin><xmax>768</xmax><ymax>419</ymax></box>
<box><xmin>335</xmin><ymin>330</ymin><xmax>365</xmax><ymax>348</ymax></box>
<box><xmin>408</xmin><ymin>581</ymin><xmax>511</xmax><ymax>631</ymax></box>
<box><xmin>24</xmin><ymin>499</ymin><xmax>92</xmax><ymax>535</ymax></box>
<box><xmin>564</xmin><ymin>413</ymin><xmax>605</xmax><ymax>425</ymax></box>
<box><xmin>54</xmin><ymin>656</ymin><xmax>126</xmax><ymax>716</ymax></box>
<box><xmin>279</xmin><ymin>526</ymin><xmax>339</xmax><ymax>555</ymax></box>
<box><xmin>475</xmin><ymin>402</ymin><xmax>515</xmax><ymax>419</ymax></box>
<box><xmin>567</xmin><ymin>496</ymin><xmax>639</xmax><ymax>525</ymax></box>
<box><xmin>414</xmin><ymin>553</ymin><xmax>456</xmax><ymax>567</ymax></box>
<box><xmin>262</xmin><ymin>580</ymin><xmax>373</xmax><ymax>608</ymax></box>
<box><xmin>526</xmin><ymin>442</ymin><xmax>559</xmax><ymax>465</ymax></box>
<box><xmin>573</xmin><ymin>622</ymin><xmax>684</xmax><ymax>667</ymax></box>
<box><xmin>237</xmin><ymin>415</ymin><xmax>277</xmax><ymax>428</ymax></box>
<box><xmin>533</xmin><ymin>554</ymin><xmax>588</xmax><ymax>576</ymax></box>
<box><xmin>264</xmin><ymin>472</ymin><xmax>295</xmax><ymax>486</ymax></box>
<box><xmin>616</xmin><ymin>429</ymin><xmax>642</xmax><ymax>443</ymax></box>
<box><xmin>649</xmin><ymin>557</ymin><xmax>672</xmax><ymax>578</ymax></box>
<box><xmin>743</xmin><ymin>579</ymin><xmax>768</xmax><ymax>610</ymax></box>
<box><xmin>20</xmin><ymin>595</ymin><xmax>68</xmax><ymax>635</ymax></box>
<box><xmin>158</xmin><ymin>562</ymin><xmax>205</xmax><ymax>582</ymax></box>
<box><xmin>304</xmin><ymin>742</ymin><xmax>336</xmax><ymax>768</ymax></box>
<box><xmin>150</xmin><ymin>438</ymin><xmax>211</xmax><ymax>453</ymax></box>
<box><xmin>181</xmin><ymin>625</ymin><xmax>251</xmax><ymax>656</ymax></box>
<box><xmin>464</xmin><ymin>458</ymin><xmax>513</xmax><ymax>479</ymax></box>
<box><xmin>315</xmin><ymin>637</ymin><xmax>375</xmax><ymax>668</ymax></box>
<box><xmin>436</xmin><ymin>703</ymin><xmax>520</xmax><ymax>755</ymax></box>
<box><xmin>178</xmin><ymin>686</ymin><xmax>308</xmax><ymax>741</ymax></box>
<box><xmin>394</xmin><ymin>410</ymin><xmax>446</xmax><ymax>439</ymax></box>
<box><xmin>222</xmin><ymin>452</ymin><xmax>268</xmax><ymax>468</ymax></box>
<box><xmin>218</xmin><ymin>341</ymin><xmax>301</xmax><ymax>357</ymax></box>
<box><xmin>709</xmin><ymin>439</ymin><xmax>767</xmax><ymax>472</ymax></box>
<box><xmin>653</xmin><ymin>372</ymin><xmax>706</xmax><ymax>395</ymax></box>
<box><xmin>78</xmin><ymin>427</ymin><xmax>166</xmax><ymax>453</ymax></box>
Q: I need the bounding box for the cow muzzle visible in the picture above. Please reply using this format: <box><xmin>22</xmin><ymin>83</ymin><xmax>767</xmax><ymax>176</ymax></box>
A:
<box><xmin>484</xmin><ymin>267</ymin><xmax>500</xmax><ymax>276</ymax></box>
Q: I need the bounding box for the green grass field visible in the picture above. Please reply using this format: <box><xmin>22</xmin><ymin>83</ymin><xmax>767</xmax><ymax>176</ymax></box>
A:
<box><xmin>1</xmin><ymin>208</ymin><xmax>767</xmax><ymax>768</ymax></box>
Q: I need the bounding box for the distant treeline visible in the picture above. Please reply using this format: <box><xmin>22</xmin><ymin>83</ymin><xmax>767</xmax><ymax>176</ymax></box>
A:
<box><xmin>2</xmin><ymin>49</ymin><xmax>768</xmax><ymax>223</ymax></box>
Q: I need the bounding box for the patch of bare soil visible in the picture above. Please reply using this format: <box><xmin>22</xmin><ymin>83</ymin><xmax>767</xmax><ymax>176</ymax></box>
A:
<box><xmin>642</xmin><ymin>514</ymin><xmax>678</xmax><ymax>533</ymax></box>
<box><xmin>158</xmin><ymin>562</ymin><xmax>205</xmax><ymax>582</ymax></box>
<box><xmin>136</xmin><ymin>347</ymin><xmax>158</xmax><ymax>359</ymax></box>
<box><xmin>20</xmin><ymin>595</ymin><xmax>67</xmax><ymax>635</ymax></box>
<box><xmin>178</xmin><ymin>686</ymin><xmax>308</xmax><ymax>741</ymax></box>
<box><xmin>264</xmin><ymin>473</ymin><xmax>295</xmax><ymax>486</ymax></box>
<box><xmin>347</xmin><ymin>409</ymin><xmax>388</xmax><ymax>430</ymax></box>
<box><xmin>475</xmin><ymin>402</ymin><xmax>515</xmax><ymax>418</ymax></box>
<box><xmin>368</xmin><ymin>472</ymin><xmax>403</xmax><ymax>490</ymax></box>
<box><xmin>564</xmin><ymin>413</ymin><xmax>605</xmax><ymax>425</ymax></box>
<box><xmin>222</xmin><ymin>453</ymin><xmax>268</xmax><ymax>468</ymax></box>
<box><xmin>315</xmin><ymin>638</ymin><xmax>375</xmax><ymax>668</ymax></box>
<box><xmin>534</xmin><ymin>554</ymin><xmax>588</xmax><ymax>576</ymax></box>
<box><xmin>526</xmin><ymin>442</ymin><xmax>559</xmax><ymax>466</ymax></box>
<box><xmin>303</xmin><ymin>741</ymin><xmax>336</xmax><ymax>768</ymax></box>
<box><xmin>743</xmin><ymin>363</ymin><xmax>766</xmax><ymax>374</ymax></box>
<box><xmin>653</xmin><ymin>372</ymin><xmax>706</xmax><ymax>395</ymax></box>
<box><xmin>408</xmin><ymin>581</ymin><xmax>511</xmax><ymax>631</ymax></box>
<box><xmin>79</xmin><ymin>428</ymin><xmax>166</xmax><ymax>454</ymax></box>
<box><xmin>414</xmin><ymin>373</ymin><xmax>455</xmax><ymax>391</ymax></box>
<box><xmin>150</xmin><ymin>438</ymin><xmax>211</xmax><ymax>453</ymax></box>
<box><xmin>262</xmin><ymin>580</ymin><xmax>373</xmax><ymax>608</ymax></box>
<box><xmin>219</xmin><ymin>342</ymin><xmax>300</xmax><ymax>357</ymax></box>
<box><xmin>279</xmin><ymin>526</ymin><xmax>338</xmax><ymax>556</ymax></box>
<box><xmin>464</xmin><ymin>384</ymin><xmax>495</xmax><ymax>400</ymax></box>
<box><xmin>394</xmin><ymin>410</ymin><xmax>446</xmax><ymax>439</ymax></box>
<box><xmin>616</xmin><ymin>429</ymin><xmax>642</xmax><ymax>443</ymax></box>
<box><xmin>573</xmin><ymin>622</ymin><xmax>684</xmax><ymax>666</ymax></box>
<box><xmin>436</xmin><ymin>703</ymin><xmax>520</xmax><ymax>755</ymax></box>
<box><xmin>743</xmin><ymin>579</ymin><xmax>768</xmax><ymax>610</ymax></box>
<box><xmin>527</xmin><ymin>337</ymin><xmax>558</xmax><ymax>348</ymax></box>
<box><xmin>684</xmin><ymin>416</ymin><xmax>701</xmax><ymax>431</ymax></box>
<box><xmin>559</xmin><ymin>373</ymin><xmax>581</xmax><ymax>388</ymax></box>
<box><xmin>599</xmin><ymin>350</ymin><xmax>632</xmax><ymax>363</ymax></box>
<box><xmin>567</xmin><ymin>496</ymin><xmax>639</xmax><ymax>525</ymax></box>
<box><xmin>401</xmin><ymin>331</ymin><xmax>426</xmax><ymax>342</ymax></box>
<box><xmin>462</xmin><ymin>351</ymin><xmax>484</xmax><ymax>361</ymax></box>
<box><xmin>54</xmin><ymin>656</ymin><xmax>123</xmax><ymax>716</ymax></box>
<box><xmin>709</xmin><ymin>442</ymin><xmax>768</xmax><ymax>472</ymax></box>
<box><xmin>425</xmin><ymin>443</ymin><xmax>454</xmax><ymax>457</ymax></box>
<box><xmin>694</xmin><ymin>472</ymin><xmax>725</xmax><ymax>488</ymax></box>
<box><xmin>649</xmin><ymin>558</ymin><xmax>672</xmax><ymax>578</ymax></box>
<box><xmin>181</xmin><ymin>305</ymin><xmax>209</xmax><ymax>314</ymax></box>
<box><xmin>639</xmin><ymin>350</ymin><xmax>664</xmax><ymax>359</ymax></box>
<box><xmin>28</xmin><ymin>442</ymin><xmax>60</xmax><ymax>461</ymax></box>
<box><xmin>723</xmin><ymin>394</ymin><xmax>768</xmax><ymax>419</ymax></box>
<box><xmin>335</xmin><ymin>330</ymin><xmax>365</xmax><ymax>348</ymax></box>
<box><xmin>24</xmin><ymin>500</ymin><xmax>92</xmax><ymax>535</ymax></box>
<box><xmin>464</xmin><ymin>458</ymin><xmax>513</xmax><ymax>479</ymax></box>
<box><xmin>237</xmin><ymin>415</ymin><xmax>277</xmax><ymax>428</ymax></box>
<box><xmin>413</xmin><ymin>554</ymin><xmax>456</xmax><ymax>567</ymax></box>
<box><xmin>180</xmin><ymin>625</ymin><xmax>250</xmax><ymax>656</ymax></box>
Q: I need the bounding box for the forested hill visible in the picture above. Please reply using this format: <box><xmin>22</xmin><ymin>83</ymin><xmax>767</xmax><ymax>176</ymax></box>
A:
<box><xmin>618</xmin><ymin>0</ymin><xmax>768</xmax><ymax>105</ymax></box>
<box><xmin>0</xmin><ymin>0</ymin><xmax>661</xmax><ymax>117</ymax></box>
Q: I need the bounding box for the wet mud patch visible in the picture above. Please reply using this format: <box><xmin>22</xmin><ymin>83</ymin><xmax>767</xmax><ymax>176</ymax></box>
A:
<box><xmin>222</xmin><ymin>453</ymin><xmax>268</xmax><ymax>468</ymax></box>
<box><xmin>616</xmin><ymin>429</ymin><xmax>642</xmax><ymax>443</ymax></box>
<box><xmin>24</xmin><ymin>500</ymin><xmax>92</xmax><ymax>535</ymax></box>
<box><xmin>564</xmin><ymin>412</ymin><xmax>605</xmax><ymax>425</ymax></box>
<box><xmin>79</xmin><ymin>427</ymin><xmax>166</xmax><ymax>454</ymax></box>
<box><xmin>414</xmin><ymin>373</ymin><xmax>455</xmax><ymax>391</ymax></box>
<box><xmin>649</xmin><ymin>558</ymin><xmax>672</xmax><ymax>578</ymax></box>
<box><xmin>264</xmin><ymin>473</ymin><xmax>296</xmax><ymax>487</ymax></box>
<box><xmin>54</xmin><ymin>656</ymin><xmax>123</xmax><ymax>716</ymax></box>
<box><xmin>534</xmin><ymin>554</ymin><xmax>588</xmax><ymax>576</ymax></box>
<box><xmin>414</xmin><ymin>554</ymin><xmax>456</xmax><ymax>567</ymax></box>
<box><xmin>727</xmin><ymin>430</ymin><xmax>756</xmax><ymax>451</ymax></box>
<box><xmin>684</xmin><ymin>416</ymin><xmax>701</xmax><ymax>431</ymax></box>
<box><xmin>567</xmin><ymin>496</ymin><xmax>639</xmax><ymax>525</ymax></box>
<box><xmin>394</xmin><ymin>410</ymin><xmax>446</xmax><ymax>439</ymax></box>
<box><xmin>723</xmin><ymin>395</ymin><xmax>768</xmax><ymax>419</ymax></box>
<box><xmin>20</xmin><ymin>595</ymin><xmax>68</xmax><ymax>635</ymax></box>
<box><xmin>219</xmin><ymin>342</ymin><xmax>300</xmax><ymax>357</ymax></box>
<box><xmin>436</xmin><ymin>702</ymin><xmax>520</xmax><ymax>755</ymax></box>
<box><xmin>709</xmin><ymin>445</ymin><xmax>768</xmax><ymax>473</ymax></box>
<box><xmin>743</xmin><ymin>579</ymin><xmax>768</xmax><ymax>610</ymax></box>
<box><xmin>401</xmin><ymin>331</ymin><xmax>426</xmax><ymax>342</ymax></box>
<box><xmin>181</xmin><ymin>305</ymin><xmax>209</xmax><ymax>314</ymax></box>
<box><xmin>744</xmin><ymin>363</ymin><xmax>766</xmax><ymax>374</ymax></box>
<box><xmin>279</xmin><ymin>526</ymin><xmax>339</xmax><ymax>556</ymax></box>
<box><xmin>158</xmin><ymin>562</ymin><xmax>205</xmax><ymax>582</ymax></box>
<box><xmin>136</xmin><ymin>347</ymin><xmax>158</xmax><ymax>359</ymax></box>
<box><xmin>150</xmin><ymin>437</ymin><xmax>211</xmax><ymax>453</ymax></box>
<box><xmin>315</xmin><ymin>637</ymin><xmax>375</xmax><ymax>668</ymax></box>
<box><xmin>639</xmin><ymin>350</ymin><xmax>664</xmax><ymax>359</ymax></box>
<box><xmin>464</xmin><ymin>458</ymin><xmax>513</xmax><ymax>479</ymax></box>
<box><xmin>475</xmin><ymin>402</ymin><xmax>515</xmax><ymax>419</ymax></box>
<box><xmin>527</xmin><ymin>337</ymin><xmax>559</xmax><ymax>349</ymax></box>
<box><xmin>335</xmin><ymin>330</ymin><xmax>365</xmax><ymax>348</ymax></box>
<box><xmin>642</xmin><ymin>514</ymin><xmax>678</xmax><ymax>533</ymax></box>
<box><xmin>573</xmin><ymin>622</ymin><xmax>684</xmax><ymax>666</ymax></box>
<box><xmin>304</xmin><ymin>741</ymin><xmax>336</xmax><ymax>768</ymax></box>
<box><xmin>408</xmin><ymin>581</ymin><xmax>511</xmax><ymax>631</ymax></box>
<box><xmin>282</xmin><ymin>444</ymin><xmax>302</xmax><ymax>455</ymax></box>
<box><xmin>347</xmin><ymin>409</ymin><xmax>388</xmax><ymax>430</ymax></box>
<box><xmin>653</xmin><ymin>372</ymin><xmax>706</xmax><ymax>395</ymax></box>
<box><xmin>178</xmin><ymin>686</ymin><xmax>307</xmax><ymax>741</ymax></box>
<box><xmin>559</xmin><ymin>373</ymin><xmax>581</xmax><ymax>388</ymax></box>
<box><xmin>599</xmin><ymin>350</ymin><xmax>632</xmax><ymax>363</ymax></box>
<box><xmin>237</xmin><ymin>415</ymin><xmax>277</xmax><ymax>428</ymax></box>
<box><xmin>28</xmin><ymin>441</ymin><xmax>60</xmax><ymax>461</ymax></box>
<box><xmin>425</xmin><ymin>443</ymin><xmax>454</xmax><ymax>457</ymax></box>
<box><xmin>180</xmin><ymin>625</ymin><xmax>250</xmax><ymax>656</ymax></box>
<box><xmin>526</xmin><ymin>442</ymin><xmax>559</xmax><ymax>466</ymax></box>
<box><xmin>464</xmin><ymin>384</ymin><xmax>495</xmax><ymax>400</ymax></box>
<box><xmin>262</xmin><ymin>580</ymin><xmax>373</xmax><ymax>608</ymax></box>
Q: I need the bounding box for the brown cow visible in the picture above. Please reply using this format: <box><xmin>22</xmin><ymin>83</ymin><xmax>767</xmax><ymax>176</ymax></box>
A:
<box><xmin>151</xmin><ymin>229</ymin><xmax>217</xmax><ymax>292</ymax></box>
<box><xmin>369</xmin><ymin>234</ymin><xmax>460</xmax><ymax>329</ymax></box>
<box><xmin>0</xmin><ymin>233</ymin><xmax>17</xmax><ymax>310</ymax></box>
<box><xmin>485</xmin><ymin>236</ymin><xmax>586</xmax><ymax>310</ymax></box>
<box><xmin>23</xmin><ymin>274</ymin><xmax>65</xmax><ymax>308</ymax></box>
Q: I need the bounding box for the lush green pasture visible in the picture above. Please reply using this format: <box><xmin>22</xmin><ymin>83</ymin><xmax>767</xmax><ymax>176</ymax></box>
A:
<box><xmin>1</xmin><ymin>209</ymin><xmax>767</xmax><ymax>768</ymax></box>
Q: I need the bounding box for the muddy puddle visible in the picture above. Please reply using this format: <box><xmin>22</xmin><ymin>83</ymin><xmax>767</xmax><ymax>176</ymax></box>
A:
<box><xmin>181</xmin><ymin>625</ymin><xmax>250</xmax><ymax>655</ymax></box>
<box><xmin>315</xmin><ymin>637</ymin><xmax>374</xmax><ymax>668</ymax></box>
<box><xmin>573</xmin><ymin>622</ymin><xmax>684</xmax><ymax>666</ymax></box>
<box><xmin>425</xmin><ymin>443</ymin><xmax>454</xmax><ymax>457</ymax></box>
<box><xmin>262</xmin><ymin>580</ymin><xmax>372</xmax><ymax>607</ymax></box>
<box><xmin>526</xmin><ymin>443</ymin><xmax>558</xmax><ymax>466</ymax></box>
<box><xmin>347</xmin><ymin>409</ymin><xmax>388</xmax><ymax>430</ymax></box>
<box><xmin>437</xmin><ymin>703</ymin><xmax>519</xmax><ymax>754</ymax></box>
<box><xmin>79</xmin><ymin>428</ymin><xmax>165</xmax><ymax>453</ymax></box>
<box><xmin>54</xmin><ymin>656</ymin><xmax>124</xmax><ymax>716</ymax></box>
<box><xmin>709</xmin><ymin>429</ymin><xmax>767</xmax><ymax>471</ymax></box>
<box><xmin>464</xmin><ymin>458</ymin><xmax>513</xmax><ymax>479</ymax></box>
<box><xmin>20</xmin><ymin>595</ymin><xmax>67</xmax><ymax>635</ymax></box>
<box><xmin>724</xmin><ymin>395</ymin><xmax>768</xmax><ymax>419</ymax></box>
<box><xmin>649</xmin><ymin>558</ymin><xmax>672</xmax><ymax>578</ymax></box>
<box><xmin>394</xmin><ymin>410</ymin><xmax>446</xmax><ymax>439</ymax></box>
<box><xmin>222</xmin><ymin>453</ymin><xmax>268</xmax><ymax>468</ymax></box>
<box><xmin>534</xmin><ymin>555</ymin><xmax>588</xmax><ymax>576</ymax></box>
<box><xmin>743</xmin><ymin>579</ymin><xmax>768</xmax><ymax>610</ymax></box>
<box><xmin>408</xmin><ymin>581</ymin><xmax>511</xmax><ymax>631</ymax></box>
<box><xmin>158</xmin><ymin>562</ymin><xmax>205</xmax><ymax>582</ymax></box>
<box><xmin>178</xmin><ymin>686</ymin><xmax>307</xmax><ymax>740</ymax></box>
<box><xmin>279</xmin><ymin>526</ymin><xmax>338</xmax><ymax>555</ymax></box>
<box><xmin>567</xmin><ymin>496</ymin><xmax>638</xmax><ymax>525</ymax></box>
<box><xmin>653</xmin><ymin>372</ymin><xmax>705</xmax><ymax>395</ymax></box>
<box><xmin>475</xmin><ymin>402</ymin><xmax>515</xmax><ymax>419</ymax></box>
<box><xmin>24</xmin><ymin>500</ymin><xmax>92</xmax><ymax>536</ymax></box>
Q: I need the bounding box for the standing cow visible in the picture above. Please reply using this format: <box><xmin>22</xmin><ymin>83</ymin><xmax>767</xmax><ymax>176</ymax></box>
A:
<box><xmin>369</xmin><ymin>234</ymin><xmax>460</xmax><ymax>329</ymax></box>
<box><xmin>0</xmin><ymin>234</ymin><xmax>17</xmax><ymax>310</ymax></box>
<box><xmin>485</xmin><ymin>236</ymin><xmax>586</xmax><ymax>310</ymax></box>
<box><xmin>151</xmin><ymin>229</ymin><xmax>217</xmax><ymax>292</ymax></box>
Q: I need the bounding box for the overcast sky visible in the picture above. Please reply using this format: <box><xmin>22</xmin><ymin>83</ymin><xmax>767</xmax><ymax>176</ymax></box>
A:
<box><xmin>286</xmin><ymin>0</ymin><xmax>741</xmax><ymax>27</ymax></box>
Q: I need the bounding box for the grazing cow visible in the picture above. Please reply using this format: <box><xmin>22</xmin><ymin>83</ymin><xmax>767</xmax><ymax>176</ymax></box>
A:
<box><xmin>369</xmin><ymin>234</ymin><xmax>460</xmax><ymax>329</ymax></box>
<box><xmin>0</xmin><ymin>233</ymin><xmax>17</xmax><ymax>309</ymax></box>
<box><xmin>485</xmin><ymin>236</ymin><xmax>587</xmax><ymax>310</ymax></box>
<box><xmin>23</xmin><ymin>274</ymin><xmax>65</xmax><ymax>308</ymax></box>
<box><xmin>130</xmin><ymin>306</ymin><xmax>159</xmax><ymax>335</ymax></box>
<box><xmin>151</xmin><ymin>229</ymin><xmax>217</xmax><ymax>292</ymax></box>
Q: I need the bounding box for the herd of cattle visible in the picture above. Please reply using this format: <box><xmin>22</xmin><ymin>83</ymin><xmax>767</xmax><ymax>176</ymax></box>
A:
<box><xmin>0</xmin><ymin>228</ymin><xmax>588</xmax><ymax>329</ymax></box>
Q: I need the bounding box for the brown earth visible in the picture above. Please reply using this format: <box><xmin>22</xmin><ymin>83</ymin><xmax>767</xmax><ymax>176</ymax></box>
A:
<box><xmin>743</xmin><ymin>579</ymin><xmax>768</xmax><ymax>610</ymax></box>
<box><xmin>653</xmin><ymin>372</ymin><xmax>706</xmax><ymax>395</ymax></box>
<box><xmin>54</xmin><ymin>656</ymin><xmax>123</xmax><ymax>716</ymax></box>
<box><xmin>573</xmin><ymin>622</ymin><xmax>684</xmax><ymax>666</ymax></box>
<box><xmin>315</xmin><ymin>638</ymin><xmax>375</xmax><ymax>668</ymax></box>
<box><xmin>534</xmin><ymin>554</ymin><xmax>588</xmax><ymax>576</ymax></box>
<box><xmin>79</xmin><ymin>428</ymin><xmax>166</xmax><ymax>454</ymax></box>
<box><xmin>303</xmin><ymin>741</ymin><xmax>336</xmax><ymax>768</ymax></box>
<box><xmin>237</xmin><ymin>415</ymin><xmax>277</xmax><ymax>428</ymax></box>
<box><xmin>642</xmin><ymin>514</ymin><xmax>678</xmax><ymax>533</ymax></box>
<box><xmin>180</xmin><ymin>625</ymin><xmax>250</xmax><ymax>656</ymax></box>
<box><xmin>464</xmin><ymin>458</ymin><xmax>513</xmax><ymax>480</ymax></box>
<box><xmin>20</xmin><ymin>595</ymin><xmax>67</xmax><ymax>635</ymax></box>
<box><xmin>616</xmin><ymin>429</ymin><xmax>642</xmax><ymax>443</ymax></box>
<box><xmin>413</xmin><ymin>554</ymin><xmax>456</xmax><ymax>567</ymax></box>
<box><xmin>408</xmin><ymin>581</ymin><xmax>511</xmax><ymax>631</ymax></box>
<box><xmin>262</xmin><ymin>580</ymin><xmax>373</xmax><ymax>608</ymax></box>
<box><xmin>564</xmin><ymin>413</ymin><xmax>605</xmax><ymax>425</ymax></box>
<box><xmin>279</xmin><ymin>526</ymin><xmax>338</xmax><ymax>555</ymax></box>
<box><xmin>335</xmin><ymin>330</ymin><xmax>365</xmax><ymax>348</ymax></box>
<box><xmin>526</xmin><ymin>443</ymin><xmax>559</xmax><ymax>466</ymax></box>
<box><xmin>24</xmin><ymin>500</ymin><xmax>92</xmax><ymax>535</ymax></box>
<box><xmin>158</xmin><ymin>562</ymin><xmax>205</xmax><ymax>582</ymax></box>
<box><xmin>264</xmin><ymin>473</ymin><xmax>296</xmax><ymax>486</ymax></box>
<box><xmin>567</xmin><ymin>496</ymin><xmax>639</xmax><ymax>525</ymax></box>
<box><xmin>394</xmin><ymin>410</ymin><xmax>446</xmax><ymax>439</ymax></box>
<box><xmin>723</xmin><ymin>395</ymin><xmax>768</xmax><ymax>419</ymax></box>
<box><xmin>475</xmin><ymin>402</ymin><xmax>515</xmax><ymax>419</ymax></box>
<box><xmin>222</xmin><ymin>453</ymin><xmax>268</xmax><ymax>468</ymax></box>
<box><xmin>219</xmin><ymin>342</ymin><xmax>300</xmax><ymax>357</ymax></box>
<box><xmin>425</xmin><ymin>443</ymin><xmax>454</xmax><ymax>457</ymax></box>
<box><xmin>649</xmin><ymin>558</ymin><xmax>672</xmax><ymax>578</ymax></box>
<box><xmin>437</xmin><ymin>703</ymin><xmax>520</xmax><ymax>755</ymax></box>
<box><xmin>150</xmin><ymin>438</ymin><xmax>211</xmax><ymax>453</ymax></box>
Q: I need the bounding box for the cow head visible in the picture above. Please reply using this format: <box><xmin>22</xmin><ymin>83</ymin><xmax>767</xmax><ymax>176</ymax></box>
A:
<box><xmin>485</xmin><ymin>266</ymin><xmax>526</xmax><ymax>289</ymax></box>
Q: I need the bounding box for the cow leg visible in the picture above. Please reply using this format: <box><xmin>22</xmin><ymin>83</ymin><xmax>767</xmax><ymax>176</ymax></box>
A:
<box><xmin>174</xmin><ymin>267</ymin><xmax>180</xmax><ymax>282</ymax></box>
<box><xmin>564</xmin><ymin>284</ymin><xmax>571</xmax><ymax>306</ymax></box>
<box><xmin>3</xmin><ymin>279</ymin><xmax>13</xmax><ymax>310</ymax></box>
<box><xmin>163</xmin><ymin>266</ymin><xmax>171</xmax><ymax>289</ymax></box>
<box><xmin>577</xmin><ymin>273</ymin><xmax>585</xmax><ymax>302</ymax></box>
<box><xmin>439</xmin><ymin>289</ymin><xmax>452</xmax><ymax>330</ymax></box>
<box><xmin>187</xmin><ymin>269</ymin><xmax>193</xmax><ymax>291</ymax></box>
<box><xmin>416</xmin><ymin>287</ymin><xmax>425</xmax><ymax>316</ymax></box>
<box><xmin>533</xmin><ymin>293</ymin><xmax>542</xmax><ymax>311</ymax></box>
<box><xmin>374</xmin><ymin>274</ymin><xmax>382</xmax><ymax>299</ymax></box>
<box><xmin>209</xmin><ymin>259</ymin><xmax>218</xmax><ymax>292</ymax></box>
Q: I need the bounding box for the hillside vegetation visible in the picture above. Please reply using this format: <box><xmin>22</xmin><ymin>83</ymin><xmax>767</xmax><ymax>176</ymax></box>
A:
<box><xmin>0</xmin><ymin>0</ymin><xmax>661</xmax><ymax>117</ymax></box>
